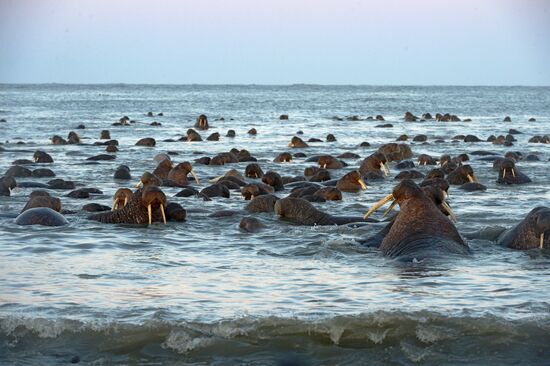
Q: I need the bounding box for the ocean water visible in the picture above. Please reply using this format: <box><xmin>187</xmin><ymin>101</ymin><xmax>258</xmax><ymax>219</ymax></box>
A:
<box><xmin>0</xmin><ymin>84</ymin><xmax>549</xmax><ymax>365</ymax></box>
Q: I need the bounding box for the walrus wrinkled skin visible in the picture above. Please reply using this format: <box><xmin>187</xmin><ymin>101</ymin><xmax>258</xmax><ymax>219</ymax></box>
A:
<box><xmin>496</xmin><ymin>158</ymin><xmax>532</xmax><ymax>184</ymax></box>
<box><xmin>15</xmin><ymin>207</ymin><xmax>68</xmax><ymax>226</ymax></box>
<box><xmin>274</xmin><ymin>197</ymin><xmax>374</xmax><ymax>226</ymax></box>
<box><xmin>364</xmin><ymin>180</ymin><xmax>469</xmax><ymax>259</ymax></box>
<box><xmin>497</xmin><ymin>207</ymin><xmax>550</xmax><ymax>249</ymax></box>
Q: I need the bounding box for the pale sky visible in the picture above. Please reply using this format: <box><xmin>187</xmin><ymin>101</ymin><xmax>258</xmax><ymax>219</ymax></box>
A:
<box><xmin>0</xmin><ymin>0</ymin><xmax>549</xmax><ymax>85</ymax></box>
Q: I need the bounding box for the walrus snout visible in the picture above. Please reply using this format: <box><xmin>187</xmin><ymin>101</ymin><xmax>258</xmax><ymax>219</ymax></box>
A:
<box><xmin>141</xmin><ymin>186</ymin><xmax>167</xmax><ymax>224</ymax></box>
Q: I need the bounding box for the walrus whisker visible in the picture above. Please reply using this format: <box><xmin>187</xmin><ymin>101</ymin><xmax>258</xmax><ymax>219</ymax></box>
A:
<box><xmin>147</xmin><ymin>204</ymin><xmax>152</xmax><ymax>225</ymax></box>
<box><xmin>191</xmin><ymin>170</ymin><xmax>201</xmax><ymax>185</ymax></box>
<box><xmin>364</xmin><ymin>193</ymin><xmax>394</xmax><ymax>219</ymax></box>
<box><xmin>541</xmin><ymin>233</ymin><xmax>544</xmax><ymax>249</ymax></box>
<box><xmin>160</xmin><ymin>205</ymin><xmax>167</xmax><ymax>224</ymax></box>
<box><xmin>442</xmin><ymin>201</ymin><xmax>458</xmax><ymax>223</ymax></box>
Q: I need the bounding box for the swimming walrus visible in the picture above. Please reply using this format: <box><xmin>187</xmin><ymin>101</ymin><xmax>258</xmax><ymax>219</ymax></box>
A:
<box><xmin>363</xmin><ymin>179</ymin><xmax>469</xmax><ymax>259</ymax></box>
<box><xmin>274</xmin><ymin>197</ymin><xmax>376</xmax><ymax>226</ymax></box>
<box><xmin>496</xmin><ymin>206</ymin><xmax>550</xmax><ymax>249</ymax></box>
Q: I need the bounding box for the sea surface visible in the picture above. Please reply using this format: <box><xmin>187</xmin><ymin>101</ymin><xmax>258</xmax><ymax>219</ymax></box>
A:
<box><xmin>0</xmin><ymin>84</ymin><xmax>549</xmax><ymax>365</ymax></box>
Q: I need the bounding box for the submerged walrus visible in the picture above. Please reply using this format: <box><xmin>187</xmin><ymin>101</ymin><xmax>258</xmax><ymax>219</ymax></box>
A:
<box><xmin>15</xmin><ymin>207</ymin><xmax>68</xmax><ymax>226</ymax></box>
<box><xmin>363</xmin><ymin>179</ymin><xmax>469</xmax><ymax>259</ymax></box>
<box><xmin>274</xmin><ymin>197</ymin><xmax>375</xmax><ymax>226</ymax></box>
<box><xmin>496</xmin><ymin>206</ymin><xmax>550</xmax><ymax>249</ymax></box>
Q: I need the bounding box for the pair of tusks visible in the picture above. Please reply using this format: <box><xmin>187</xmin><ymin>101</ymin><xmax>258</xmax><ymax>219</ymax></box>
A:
<box><xmin>380</xmin><ymin>162</ymin><xmax>390</xmax><ymax>176</ymax></box>
<box><xmin>111</xmin><ymin>197</ymin><xmax>128</xmax><ymax>211</ymax></box>
<box><xmin>363</xmin><ymin>193</ymin><xmax>457</xmax><ymax>222</ymax></box>
<box><xmin>502</xmin><ymin>168</ymin><xmax>516</xmax><ymax>178</ymax></box>
<box><xmin>147</xmin><ymin>204</ymin><xmax>166</xmax><ymax>225</ymax></box>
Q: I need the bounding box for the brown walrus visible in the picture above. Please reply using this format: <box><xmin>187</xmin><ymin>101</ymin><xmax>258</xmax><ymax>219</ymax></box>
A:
<box><xmin>497</xmin><ymin>207</ymin><xmax>550</xmax><ymax>250</ymax></box>
<box><xmin>363</xmin><ymin>179</ymin><xmax>469</xmax><ymax>259</ymax></box>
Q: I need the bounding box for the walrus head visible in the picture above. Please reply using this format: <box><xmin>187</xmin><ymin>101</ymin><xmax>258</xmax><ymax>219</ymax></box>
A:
<box><xmin>169</xmin><ymin>162</ymin><xmax>200</xmax><ymax>185</ymax></box>
<box><xmin>245</xmin><ymin>163</ymin><xmax>264</xmax><ymax>179</ymax></box>
<box><xmin>135</xmin><ymin>172</ymin><xmax>162</xmax><ymax>188</ymax></box>
<box><xmin>241</xmin><ymin>184</ymin><xmax>260</xmax><ymax>200</ymax></box>
<box><xmin>455</xmin><ymin>164</ymin><xmax>477</xmax><ymax>183</ymax></box>
<box><xmin>339</xmin><ymin>171</ymin><xmax>367</xmax><ymax>190</ymax></box>
<box><xmin>364</xmin><ymin>179</ymin><xmax>455</xmax><ymax>220</ymax></box>
<box><xmin>499</xmin><ymin>158</ymin><xmax>517</xmax><ymax>179</ymax></box>
<box><xmin>529</xmin><ymin>207</ymin><xmax>550</xmax><ymax>249</ymax></box>
<box><xmin>112</xmin><ymin>188</ymin><xmax>133</xmax><ymax>211</ymax></box>
<box><xmin>141</xmin><ymin>186</ymin><xmax>167</xmax><ymax>224</ymax></box>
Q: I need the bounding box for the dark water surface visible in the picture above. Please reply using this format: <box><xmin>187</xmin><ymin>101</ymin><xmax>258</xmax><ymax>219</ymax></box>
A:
<box><xmin>0</xmin><ymin>85</ymin><xmax>549</xmax><ymax>365</ymax></box>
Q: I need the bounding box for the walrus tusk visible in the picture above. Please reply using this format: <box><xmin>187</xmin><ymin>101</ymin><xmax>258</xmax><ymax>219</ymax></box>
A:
<box><xmin>147</xmin><ymin>204</ymin><xmax>152</xmax><ymax>225</ymax></box>
<box><xmin>190</xmin><ymin>170</ymin><xmax>200</xmax><ymax>185</ymax></box>
<box><xmin>287</xmin><ymin>142</ymin><xmax>294</xmax><ymax>147</ymax></box>
<box><xmin>380</xmin><ymin>162</ymin><xmax>388</xmax><ymax>176</ymax></box>
<box><xmin>135</xmin><ymin>181</ymin><xmax>143</xmax><ymax>188</ymax></box>
<box><xmin>441</xmin><ymin>201</ymin><xmax>457</xmax><ymax>223</ymax></box>
<box><xmin>364</xmin><ymin>193</ymin><xmax>394</xmax><ymax>219</ymax></box>
<box><xmin>160</xmin><ymin>205</ymin><xmax>167</xmax><ymax>224</ymax></box>
<box><xmin>322</xmin><ymin>164</ymin><xmax>327</xmax><ymax>169</ymax></box>
<box><xmin>358</xmin><ymin>178</ymin><xmax>367</xmax><ymax>190</ymax></box>
<box><xmin>512</xmin><ymin>168</ymin><xmax>516</xmax><ymax>178</ymax></box>
<box><xmin>384</xmin><ymin>163</ymin><xmax>390</xmax><ymax>174</ymax></box>
<box><xmin>467</xmin><ymin>174</ymin><xmax>475</xmax><ymax>183</ymax></box>
<box><xmin>111</xmin><ymin>200</ymin><xmax>117</xmax><ymax>211</ymax></box>
<box><xmin>541</xmin><ymin>233</ymin><xmax>544</xmax><ymax>249</ymax></box>
<box><xmin>382</xmin><ymin>200</ymin><xmax>398</xmax><ymax>217</ymax></box>
<box><xmin>209</xmin><ymin>175</ymin><xmax>223</xmax><ymax>184</ymax></box>
<box><xmin>502</xmin><ymin>170</ymin><xmax>506</xmax><ymax>178</ymax></box>
<box><xmin>124</xmin><ymin>197</ymin><xmax>128</xmax><ymax>206</ymax></box>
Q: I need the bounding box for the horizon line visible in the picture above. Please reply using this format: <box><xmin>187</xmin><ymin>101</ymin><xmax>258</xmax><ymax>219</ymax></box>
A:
<box><xmin>1</xmin><ymin>82</ymin><xmax>550</xmax><ymax>88</ymax></box>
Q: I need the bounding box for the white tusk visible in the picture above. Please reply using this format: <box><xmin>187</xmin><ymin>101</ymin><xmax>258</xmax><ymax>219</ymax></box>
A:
<box><xmin>124</xmin><ymin>197</ymin><xmax>128</xmax><ymax>206</ymax></box>
<box><xmin>190</xmin><ymin>170</ymin><xmax>201</xmax><ymax>185</ymax></box>
<box><xmin>467</xmin><ymin>174</ymin><xmax>475</xmax><ymax>183</ymax></box>
<box><xmin>135</xmin><ymin>181</ymin><xmax>143</xmax><ymax>188</ymax></box>
<box><xmin>358</xmin><ymin>178</ymin><xmax>367</xmax><ymax>190</ymax></box>
<box><xmin>441</xmin><ymin>201</ymin><xmax>457</xmax><ymax>223</ymax></box>
<box><xmin>111</xmin><ymin>200</ymin><xmax>117</xmax><ymax>211</ymax></box>
<box><xmin>364</xmin><ymin>193</ymin><xmax>394</xmax><ymax>220</ymax></box>
<box><xmin>503</xmin><ymin>170</ymin><xmax>506</xmax><ymax>179</ymax></box>
<box><xmin>512</xmin><ymin>168</ymin><xmax>516</xmax><ymax>178</ymax></box>
<box><xmin>160</xmin><ymin>205</ymin><xmax>167</xmax><ymax>224</ymax></box>
<box><xmin>540</xmin><ymin>233</ymin><xmax>544</xmax><ymax>249</ymax></box>
<box><xmin>147</xmin><ymin>204</ymin><xmax>152</xmax><ymax>225</ymax></box>
<box><xmin>382</xmin><ymin>200</ymin><xmax>398</xmax><ymax>217</ymax></box>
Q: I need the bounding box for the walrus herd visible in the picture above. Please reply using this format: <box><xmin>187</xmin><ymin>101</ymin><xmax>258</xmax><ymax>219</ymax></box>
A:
<box><xmin>1</xmin><ymin>112</ymin><xmax>548</xmax><ymax>260</ymax></box>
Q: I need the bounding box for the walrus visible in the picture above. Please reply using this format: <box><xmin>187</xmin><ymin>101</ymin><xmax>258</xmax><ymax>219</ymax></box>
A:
<box><xmin>241</xmin><ymin>183</ymin><xmax>274</xmax><ymax>200</ymax></box>
<box><xmin>363</xmin><ymin>179</ymin><xmax>469</xmax><ymax>259</ymax></box>
<box><xmin>335</xmin><ymin>171</ymin><xmax>367</xmax><ymax>193</ymax></box>
<box><xmin>309</xmin><ymin>169</ymin><xmax>331</xmax><ymax>182</ymax></box>
<box><xmin>114</xmin><ymin>165</ymin><xmax>132</xmax><ymax>180</ymax></box>
<box><xmin>377</xmin><ymin>143</ymin><xmax>413</xmax><ymax>162</ymax></box>
<box><xmin>111</xmin><ymin>188</ymin><xmax>133</xmax><ymax>210</ymax></box>
<box><xmin>262</xmin><ymin>171</ymin><xmax>284</xmax><ymax>191</ymax></box>
<box><xmin>274</xmin><ymin>197</ymin><xmax>376</xmax><ymax>226</ymax></box>
<box><xmin>317</xmin><ymin>155</ymin><xmax>344</xmax><ymax>169</ymax></box>
<box><xmin>288</xmin><ymin>136</ymin><xmax>309</xmax><ymax>148</ymax></box>
<box><xmin>21</xmin><ymin>191</ymin><xmax>62</xmax><ymax>213</ymax></box>
<box><xmin>15</xmin><ymin>207</ymin><xmax>68</xmax><ymax>226</ymax></box>
<box><xmin>496</xmin><ymin>158</ymin><xmax>531</xmax><ymax>184</ymax></box>
<box><xmin>166</xmin><ymin>162</ymin><xmax>200</xmax><ymax>187</ymax></box>
<box><xmin>245</xmin><ymin>194</ymin><xmax>280</xmax><ymax>213</ymax></box>
<box><xmin>245</xmin><ymin>163</ymin><xmax>264</xmax><ymax>179</ymax></box>
<box><xmin>417</xmin><ymin>154</ymin><xmax>436</xmax><ymax>166</ymax></box>
<box><xmin>0</xmin><ymin>176</ymin><xmax>17</xmax><ymax>196</ymax></box>
<box><xmin>239</xmin><ymin>216</ymin><xmax>267</xmax><ymax>233</ymax></box>
<box><xmin>186</xmin><ymin>129</ymin><xmax>202</xmax><ymax>142</ymax></box>
<box><xmin>135</xmin><ymin>137</ymin><xmax>156</xmax><ymax>147</ymax></box>
<box><xmin>153</xmin><ymin>159</ymin><xmax>173</xmax><ymax>179</ymax></box>
<box><xmin>33</xmin><ymin>150</ymin><xmax>54</xmax><ymax>163</ymax></box>
<box><xmin>274</xmin><ymin>152</ymin><xmax>292</xmax><ymax>163</ymax></box>
<box><xmin>195</xmin><ymin>114</ymin><xmax>209</xmax><ymax>130</ymax></box>
<box><xmin>447</xmin><ymin>165</ymin><xmax>478</xmax><ymax>185</ymax></box>
<box><xmin>497</xmin><ymin>207</ymin><xmax>550</xmax><ymax>250</ymax></box>
<box><xmin>359</xmin><ymin>152</ymin><xmax>389</xmax><ymax>180</ymax></box>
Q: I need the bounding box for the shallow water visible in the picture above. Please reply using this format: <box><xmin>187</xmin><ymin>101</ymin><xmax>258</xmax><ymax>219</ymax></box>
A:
<box><xmin>0</xmin><ymin>84</ymin><xmax>549</xmax><ymax>365</ymax></box>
